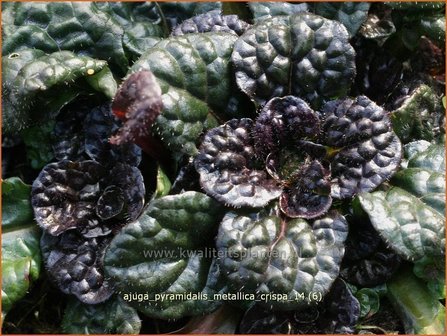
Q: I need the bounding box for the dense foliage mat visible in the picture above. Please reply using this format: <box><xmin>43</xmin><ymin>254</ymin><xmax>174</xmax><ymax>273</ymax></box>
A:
<box><xmin>2</xmin><ymin>2</ymin><xmax>445</xmax><ymax>335</ymax></box>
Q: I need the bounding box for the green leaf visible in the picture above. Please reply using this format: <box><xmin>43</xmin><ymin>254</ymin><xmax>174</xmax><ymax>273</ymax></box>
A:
<box><xmin>355</xmin><ymin>288</ymin><xmax>380</xmax><ymax>319</ymax></box>
<box><xmin>391</xmin><ymin>84</ymin><xmax>443</xmax><ymax>143</ymax></box>
<box><xmin>393</xmin><ymin>142</ymin><xmax>445</xmax><ymax>214</ymax></box>
<box><xmin>232</xmin><ymin>13</ymin><xmax>356</xmax><ymax>109</ymax></box>
<box><xmin>93</xmin><ymin>2</ymin><xmax>164</xmax><ymax>60</ymax></box>
<box><xmin>357</xmin><ymin>142</ymin><xmax>445</xmax><ymax>261</ymax></box>
<box><xmin>216</xmin><ymin>210</ymin><xmax>348</xmax><ymax>310</ymax></box>
<box><xmin>418</xmin><ymin>15</ymin><xmax>445</xmax><ymax>45</ymax></box>
<box><xmin>155</xmin><ymin>166</ymin><xmax>172</xmax><ymax>198</ymax></box>
<box><xmin>104</xmin><ymin>191</ymin><xmax>226</xmax><ymax>320</ymax></box>
<box><xmin>248</xmin><ymin>2</ymin><xmax>309</xmax><ymax>22</ymax></box>
<box><xmin>356</xmin><ymin>188</ymin><xmax>444</xmax><ymax>261</ymax></box>
<box><xmin>158</xmin><ymin>2</ymin><xmax>222</xmax><ymax>29</ymax></box>
<box><xmin>130</xmin><ymin>32</ymin><xmax>247</xmax><ymax>156</ymax></box>
<box><xmin>20</xmin><ymin>121</ymin><xmax>55</xmax><ymax>169</ymax></box>
<box><xmin>2</xmin><ymin>2</ymin><xmax>129</xmax><ymax>74</ymax></box>
<box><xmin>314</xmin><ymin>2</ymin><xmax>371</xmax><ymax>37</ymax></box>
<box><xmin>62</xmin><ymin>296</ymin><xmax>141</xmax><ymax>334</ymax></box>
<box><xmin>413</xmin><ymin>256</ymin><xmax>445</xmax><ymax>300</ymax></box>
<box><xmin>1</xmin><ymin>178</ymin><xmax>41</xmax><ymax>319</ymax></box>
<box><xmin>3</xmin><ymin>50</ymin><xmax>116</xmax><ymax>133</ymax></box>
<box><xmin>2</xmin><ymin>177</ymin><xmax>33</xmax><ymax>228</ymax></box>
<box><xmin>387</xmin><ymin>266</ymin><xmax>445</xmax><ymax>334</ymax></box>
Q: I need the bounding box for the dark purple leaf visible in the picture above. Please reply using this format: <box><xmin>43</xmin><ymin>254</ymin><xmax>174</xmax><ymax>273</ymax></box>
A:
<box><xmin>195</xmin><ymin>118</ymin><xmax>282</xmax><ymax>208</ymax></box>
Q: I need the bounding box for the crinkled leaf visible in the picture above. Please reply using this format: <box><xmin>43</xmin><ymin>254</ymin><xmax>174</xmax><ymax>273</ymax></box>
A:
<box><xmin>217</xmin><ymin>210</ymin><xmax>348</xmax><ymax>310</ymax></box>
<box><xmin>314</xmin><ymin>2</ymin><xmax>371</xmax><ymax>37</ymax></box>
<box><xmin>1</xmin><ymin>178</ymin><xmax>41</xmax><ymax>318</ymax></box>
<box><xmin>104</xmin><ymin>191</ymin><xmax>226</xmax><ymax>320</ymax></box>
<box><xmin>171</xmin><ymin>10</ymin><xmax>249</xmax><ymax>36</ymax></box>
<box><xmin>62</xmin><ymin>296</ymin><xmax>141</xmax><ymax>334</ymax></box>
<box><xmin>130</xmin><ymin>32</ymin><xmax>249</xmax><ymax>156</ymax></box>
<box><xmin>321</xmin><ymin>96</ymin><xmax>402</xmax><ymax>199</ymax></box>
<box><xmin>41</xmin><ymin>231</ymin><xmax>114</xmax><ymax>304</ymax></box>
<box><xmin>158</xmin><ymin>2</ymin><xmax>222</xmax><ymax>29</ymax></box>
<box><xmin>21</xmin><ymin>121</ymin><xmax>55</xmax><ymax>169</ymax></box>
<box><xmin>248</xmin><ymin>2</ymin><xmax>309</xmax><ymax>22</ymax></box>
<box><xmin>2</xmin><ymin>2</ymin><xmax>128</xmax><ymax>73</ymax></box>
<box><xmin>357</xmin><ymin>188</ymin><xmax>445</xmax><ymax>261</ymax></box>
<box><xmin>239</xmin><ymin>278</ymin><xmax>359</xmax><ymax>333</ymax></box>
<box><xmin>254</xmin><ymin>96</ymin><xmax>320</xmax><ymax>160</ymax></box>
<box><xmin>52</xmin><ymin>102</ymin><xmax>142</xmax><ymax>166</ymax></box>
<box><xmin>355</xmin><ymin>288</ymin><xmax>380</xmax><ymax>319</ymax></box>
<box><xmin>93</xmin><ymin>2</ymin><xmax>164</xmax><ymax>60</ymax></box>
<box><xmin>392</xmin><ymin>142</ymin><xmax>445</xmax><ymax>215</ymax></box>
<box><xmin>391</xmin><ymin>84</ymin><xmax>444</xmax><ymax>143</ymax></box>
<box><xmin>32</xmin><ymin>160</ymin><xmax>144</xmax><ymax>237</ymax></box>
<box><xmin>405</xmin><ymin>141</ymin><xmax>445</xmax><ymax>173</ymax></box>
<box><xmin>195</xmin><ymin>118</ymin><xmax>282</xmax><ymax>208</ymax></box>
<box><xmin>279</xmin><ymin>160</ymin><xmax>332</xmax><ymax>219</ymax></box>
<box><xmin>3</xmin><ymin>51</ymin><xmax>116</xmax><ymax>133</ymax></box>
<box><xmin>232</xmin><ymin>13</ymin><xmax>356</xmax><ymax>109</ymax></box>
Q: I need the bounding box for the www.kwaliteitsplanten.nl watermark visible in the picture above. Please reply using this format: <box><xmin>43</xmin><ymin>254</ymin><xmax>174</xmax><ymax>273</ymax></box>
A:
<box><xmin>142</xmin><ymin>247</ymin><xmax>292</xmax><ymax>259</ymax></box>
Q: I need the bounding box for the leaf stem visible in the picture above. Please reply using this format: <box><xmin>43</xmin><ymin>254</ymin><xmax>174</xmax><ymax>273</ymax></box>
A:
<box><xmin>386</xmin><ymin>265</ymin><xmax>445</xmax><ymax>334</ymax></box>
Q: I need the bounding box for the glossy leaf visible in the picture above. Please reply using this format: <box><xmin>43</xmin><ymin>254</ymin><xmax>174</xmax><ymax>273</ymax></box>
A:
<box><xmin>1</xmin><ymin>178</ymin><xmax>41</xmax><ymax>319</ymax></box>
<box><xmin>93</xmin><ymin>2</ymin><xmax>164</xmax><ymax>59</ymax></box>
<box><xmin>41</xmin><ymin>231</ymin><xmax>114</xmax><ymax>304</ymax></box>
<box><xmin>232</xmin><ymin>13</ymin><xmax>356</xmax><ymax>108</ymax></box>
<box><xmin>254</xmin><ymin>96</ymin><xmax>320</xmax><ymax>160</ymax></box>
<box><xmin>279</xmin><ymin>160</ymin><xmax>332</xmax><ymax>219</ymax></box>
<box><xmin>357</xmin><ymin>187</ymin><xmax>445</xmax><ymax>261</ymax></box>
<box><xmin>104</xmin><ymin>191</ymin><xmax>226</xmax><ymax>320</ymax></box>
<box><xmin>322</xmin><ymin>96</ymin><xmax>402</xmax><ymax>199</ymax></box>
<box><xmin>62</xmin><ymin>296</ymin><xmax>141</xmax><ymax>334</ymax></box>
<box><xmin>172</xmin><ymin>10</ymin><xmax>249</xmax><ymax>36</ymax></box>
<box><xmin>195</xmin><ymin>118</ymin><xmax>282</xmax><ymax>208</ymax></box>
<box><xmin>130</xmin><ymin>32</ymin><xmax>247</xmax><ymax>156</ymax></box>
<box><xmin>355</xmin><ymin>288</ymin><xmax>380</xmax><ymax>319</ymax></box>
<box><xmin>249</xmin><ymin>2</ymin><xmax>309</xmax><ymax>22</ymax></box>
<box><xmin>2</xmin><ymin>2</ymin><xmax>128</xmax><ymax>73</ymax></box>
<box><xmin>3</xmin><ymin>51</ymin><xmax>116</xmax><ymax>134</ymax></box>
<box><xmin>391</xmin><ymin>84</ymin><xmax>444</xmax><ymax>143</ymax></box>
<box><xmin>314</xmin><ymin>2</ymin><xmax>371</xmax><ymax>37</ymax></box>
<box><xmin>393</xmin><ymin>142</ymin><xmax>445</xmax><ymax>215</ymax></box>
<box><xmin>158</xmin><ymin>2</ymin><xmax>222</xmax><ymax>29</ymax></box>
<box><xmin>32</xmin><ymin>160</ymin><xmax>144</xmax><ymax>237</ymax></box>
<box><xmin>217</xmin><ymin>210</ymin><xmax>348</xmax><ymax>310</ymax></box>
<box><xmin>387</xmin><ymin>266</ymin><xmax>445</xmax><ymax>334</ymax></box>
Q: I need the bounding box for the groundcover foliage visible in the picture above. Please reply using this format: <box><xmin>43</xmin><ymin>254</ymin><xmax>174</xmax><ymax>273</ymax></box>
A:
<box><xmin>1</xmin><ymin>2</ymin><xmax>445</xmax><ymax>334</ymax></box>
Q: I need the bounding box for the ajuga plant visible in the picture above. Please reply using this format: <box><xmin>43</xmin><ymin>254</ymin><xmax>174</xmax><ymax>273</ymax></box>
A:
<box><xmin>2</xmin><ymin>2</ymin><xmax>445</xmax><ymax>335</ymax></box>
